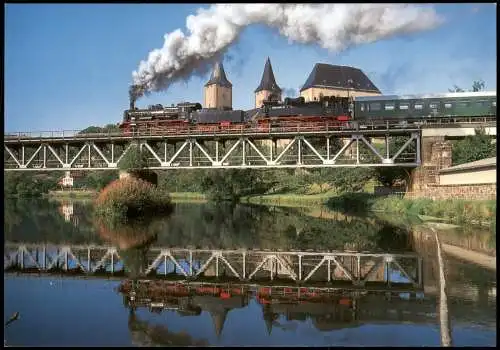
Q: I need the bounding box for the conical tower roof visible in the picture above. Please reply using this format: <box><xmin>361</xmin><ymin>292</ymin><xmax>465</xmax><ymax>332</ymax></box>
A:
<box><xmin>255</xmin><ymin>57</ymin><xmax>281</xmax><ymax>94</ymax></box>
<box><xmin>264</xmin><ymin>315</ymin><xmax>274</xmax><ymax>335</ymax></box>
<box><xmin>262</xmin><ymin>305</ymin><xmax>274</xmax><ymax>335</ymax></box>
<box><xmin>210</xmin><ymin>310</ymin><xmax>228</xmax><ymax>338</ymax></box>
<box><xmin>205</xmin><ymin>61</ymin><xmax>232</xmax><ymax>88</ymax></box>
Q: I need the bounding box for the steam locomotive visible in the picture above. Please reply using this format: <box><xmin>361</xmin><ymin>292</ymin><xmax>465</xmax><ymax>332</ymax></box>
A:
<box><xmin>119</xmin><ymin>95</ymin><xmax>352</xmax><ymax>133</ymax></box>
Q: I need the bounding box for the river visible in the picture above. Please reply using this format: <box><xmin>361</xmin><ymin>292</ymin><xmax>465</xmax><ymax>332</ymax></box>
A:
<box><xmin>3</xmin><ymin>198</ymin><xmax>496</xmax><ymax>346</ymax></box>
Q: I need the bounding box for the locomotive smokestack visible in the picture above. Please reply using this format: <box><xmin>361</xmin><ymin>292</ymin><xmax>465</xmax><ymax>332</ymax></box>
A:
<box><xmin>130</xmin><ymin>4</ymin><xmax>442</xmax><ymax>100</ymax></box>
<box><xmin>129</xmin><ymin>99</ymin><xmax>135</xmax><ymax>110</ymax></box>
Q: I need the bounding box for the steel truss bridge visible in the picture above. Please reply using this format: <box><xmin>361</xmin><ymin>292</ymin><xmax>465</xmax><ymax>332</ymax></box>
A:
<box><xmin>4</xmin><ymin>243</ymin><xmax>423</xmax><ymax>289</ymax></box>
<box><xmin>4</xmin><ymin>123</ymin><xmax>422</xmax><ymax>171</ymax></box>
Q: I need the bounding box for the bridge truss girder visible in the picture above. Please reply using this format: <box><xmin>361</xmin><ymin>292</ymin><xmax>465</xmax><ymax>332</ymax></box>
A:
<box><xmin>4</xmin><ymin>244</ymin><xmax>423</xmax><ymax>288</ymax></box>
<box><xmin>4</xmin><ymin>131</ymin><xmax>421</xmax><ymax>171</ymax></box>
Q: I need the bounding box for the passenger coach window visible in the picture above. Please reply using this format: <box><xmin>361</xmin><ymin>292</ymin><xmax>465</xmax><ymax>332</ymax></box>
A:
<box><xmin>444</xmin><ymin>103</ymin><xmax>453</xmax><ymax>109</ymax></box>
<box><xmin>493</xmin><ymin>101</ymin><xmax>497</xmax><ymax>107</ymax></box>
<box><xmin>429</xmin><ymin>103</ymin><xmax>438</xmax><ymax>109</ymax></box>
<box><xmin>457</xmin><ymin>102</ymin><xmax>470</xmax><ymax>108</ymax></box>
<box><xmin>384</xmin><ymin>103</ymin><xmax>395</xmax><ymax>111</ymax></box>
<box><xmin>399</xmin><ymin>103</ymin><xmax>409</xmax><ymax>110</ymax></box>
<box><xmin>414</xmin><ymin>103</ymin><xmax>423</xmax><ymax>110</ymax></box>
<box><xmin>360</xmin><ymin>104</ymin><xmax>365</xmax><ymax>111</ymax></box>
<box><xmin>370</xmin><ymin>103</ymin><xmax>381</xmax><ymax>111</ymax></box>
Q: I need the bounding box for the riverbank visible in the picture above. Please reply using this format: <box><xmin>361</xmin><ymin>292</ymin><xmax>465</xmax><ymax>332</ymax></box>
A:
<box><xmin>46</xmin><ymin>189</ymin><xmax>495</xmax><ymax>228</ymax></box>
<box><xmin>326</xmin><ymin>193</ymin><xmax>496</xmax><ymax>227</ymax></box>
<box><xmin>241</xmin><ymin>190</ymin><xmax>336</xmax><ymax>207</ymax></box>
<box><xmin>46</xmin><ymin>190</ymin><xmax>97</xmax><ymax>198</ymax></box>
<box><xmin>168</xmin><ymin>192</ymin><xmax>207</xmax><ymax>202</ymax></box>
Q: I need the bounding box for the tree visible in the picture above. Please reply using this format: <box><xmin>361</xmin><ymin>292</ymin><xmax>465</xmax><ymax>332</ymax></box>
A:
<box><xmin>448</xmin><ymin>85</ymin><xmax>465</xmax><ymax>93</ymax></box>
<box><xmin>118</xmin><ymin>144</ymin><xmax>149</xmax><ymax>171</ymax></box>
<box><xmin>84</xmin><ymin>170</ymin><xmax>119</xmax><ymax>191</ymax></box>
<box><xmin>329</xmin><ymin>167</ymin><xmax>375</xmax><ymax>193</ymax></box>
<box><xmin>200</xmin><ymin>169</ymin><xmax>269</xmax><ymax>201</ymax></box>
<box><xmin>373</xmin><ymin>136</ymin><xmax>415</xmax><ymax>191</ymax></box>
<box><xmin>449</xmin><ymin>79</ymin><xmax>485</xmax><ymax>93</ymax></box>
<box><xmin>472</xmin><ymin>80</ymin><xmax>485</xmax><ymax>92</ymax></box>
<box><xmin>452</xmin><ymin>127</ymin><xmax>496</xmax><ymax>165</ymax></box>
<box><xmin>78</xmin><ymin>124</ymin><xmax>120</xmax><ymax>135</ymax></box>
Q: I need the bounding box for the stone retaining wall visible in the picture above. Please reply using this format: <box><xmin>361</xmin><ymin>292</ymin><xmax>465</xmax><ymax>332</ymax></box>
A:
<box><xmin>405</xmin><ymin>184</ymin><xmax>496</xmax><ymax>201</ymax></box>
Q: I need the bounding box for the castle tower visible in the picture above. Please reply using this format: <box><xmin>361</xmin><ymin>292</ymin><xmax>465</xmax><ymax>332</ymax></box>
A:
<box><xmin>204</xmin><ymin>61</ymin><xmax>233</xmax><ymax>110</ymax></box>
<box><xmin>255</xmin><ymin>57</ymin><xmax>282</xmax><ymax>108</ymax></box>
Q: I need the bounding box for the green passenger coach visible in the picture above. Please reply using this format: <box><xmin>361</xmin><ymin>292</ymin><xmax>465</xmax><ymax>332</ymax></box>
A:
<box><xmin>353</xmin><ymin>91</ymin><xmax>496</xmax><ymax>123</ymax></box>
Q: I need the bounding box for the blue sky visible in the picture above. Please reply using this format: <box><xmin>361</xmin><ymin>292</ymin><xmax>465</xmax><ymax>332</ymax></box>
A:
<box><xmin>5</xmin><ymin>4</ymin><xmax>497</xmax><ymax>132</ymax></box>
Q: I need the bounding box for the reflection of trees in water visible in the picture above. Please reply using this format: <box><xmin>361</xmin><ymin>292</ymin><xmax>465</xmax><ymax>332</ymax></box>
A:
<box><xmin>128</xmin><ymin>309</ymin><xmax>209</xmax><ymax>346</ymax></box>
<box><xmin>6</xmin><ymin>199</ymin><xmax>417</xmax><ymax>253</ymax></box>
<box><xmin>95</xmin><ymin>218</ymin><xmax>165</xmax><ymax>250</ymax></box>
<box><xmin>4</xmin><ymin>198</ymin><xmax>99</xmax><ymax>244</ymax></box>
<box><xmin>375</xmin><ymin>225</ymin><xmax>413</xmax><ymax>253</ymax></box>
<box><xmin>438</xmin><ymin>225</ymin><xmax>496</xmax><ymax>255</ymax></box>
<box><xmin>160</xmin><ymin>203</ymin><xmax>413</xmax><ymax>252</ymax></box>
<box><xmin>95</xmin><ymin>218</ymin><xmax>167</xmax><ymax>279</ymax></box>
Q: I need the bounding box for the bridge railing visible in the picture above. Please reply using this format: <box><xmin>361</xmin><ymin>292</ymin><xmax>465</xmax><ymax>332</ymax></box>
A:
<box><xmin>4</xmin><ymin>116</ymin><xmax>496</xmax><ymax>141</ymax></box>
<box><xmin>4</xmin><ymin>121</ymin><xmax>421</xmax><ymax>140</ymax></box>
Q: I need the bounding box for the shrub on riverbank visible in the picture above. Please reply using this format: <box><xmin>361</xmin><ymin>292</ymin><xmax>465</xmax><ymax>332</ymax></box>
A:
<box><xmin>326</xmin><ymin>193</ymin><xmax>496</xmax><ymax>226</ymax></box>
<box><xmin>94</xmin><ymin>176</ymin><xmax>173</xmax><ymax>221</ymax></box>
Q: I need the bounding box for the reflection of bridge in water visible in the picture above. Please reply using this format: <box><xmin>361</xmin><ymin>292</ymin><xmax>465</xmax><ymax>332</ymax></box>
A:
<box><xmin>4</xmin><ymin>243</ymin><xmax>422</xmax><ymax>289</ymax></box>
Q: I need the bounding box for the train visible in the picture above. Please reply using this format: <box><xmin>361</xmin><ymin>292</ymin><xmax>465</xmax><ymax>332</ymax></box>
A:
<box><xmin>355</xmin><ymin>91</ymin><xmax>497</xmax><ymax>123</ymax></box>
<box><xmin>119</xmin><ymin>91</ymin><xmax>496</xmax><ymax>133</ymax></box>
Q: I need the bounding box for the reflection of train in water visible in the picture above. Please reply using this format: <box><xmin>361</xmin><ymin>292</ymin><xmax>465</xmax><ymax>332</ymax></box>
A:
<box><xmin>118</xmin><ymin>280</ymin><xmax>357</xmax><ymax>334</ymax></box>
<box><xmin>118</xmin><ymin>279</ymin><xmax>439</xmax><ymax>337</ymax></box>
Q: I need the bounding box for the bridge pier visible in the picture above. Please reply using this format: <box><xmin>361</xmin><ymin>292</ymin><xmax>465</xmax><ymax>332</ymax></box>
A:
<box><xmin>408</xmin><ymin>136</ymin><xmax>452</xmax><ymax>194</ymax></box>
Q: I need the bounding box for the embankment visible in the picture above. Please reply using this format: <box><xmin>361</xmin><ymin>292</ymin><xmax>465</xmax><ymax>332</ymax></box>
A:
<box><xmin>47</xmin><ymin>190</ymin><xmax>97</xmax><ymax>199</ymax></box>
<box><xmin>326</xmin><ymin>193</ymin><xmax>496</xmax><ymax>227</ymax></box>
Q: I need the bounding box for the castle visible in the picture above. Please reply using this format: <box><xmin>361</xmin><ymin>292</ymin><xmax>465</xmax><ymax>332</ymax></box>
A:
<box><xmin>203</xmin><ymin>58</ymin><xmax>381</xmax><ymax>110</ymax></box>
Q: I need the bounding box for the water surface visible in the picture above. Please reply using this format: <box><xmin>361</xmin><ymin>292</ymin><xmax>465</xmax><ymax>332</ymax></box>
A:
<box><xmin>4</xmin><ymin>198</ymin><xmax>496</xmax><ymax>346</ymax></box>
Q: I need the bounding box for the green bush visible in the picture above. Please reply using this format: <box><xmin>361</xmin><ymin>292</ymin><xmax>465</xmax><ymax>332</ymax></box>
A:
<box><xmin>94</xmin><ymin>176</ymin><xmax>172</xmax><ymax>221</ymax></box>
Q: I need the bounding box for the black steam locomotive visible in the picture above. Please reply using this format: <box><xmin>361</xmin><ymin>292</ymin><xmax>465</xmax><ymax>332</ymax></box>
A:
<box><xmin>123</xmin><ymin>101</ymin><xmax>202</xmax><ymax>124</ymax></box>
<box><xmin>119</xmin><ymin>95</ymin><xmax>352</xmax><ymax>133</ymax></box>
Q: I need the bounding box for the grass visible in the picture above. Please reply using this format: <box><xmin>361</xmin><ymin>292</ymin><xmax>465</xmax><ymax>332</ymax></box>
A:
<box><xmin>326</xmin><ymin>193</ymin><xmax>496</xmax><ymax>227</ymax></box>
